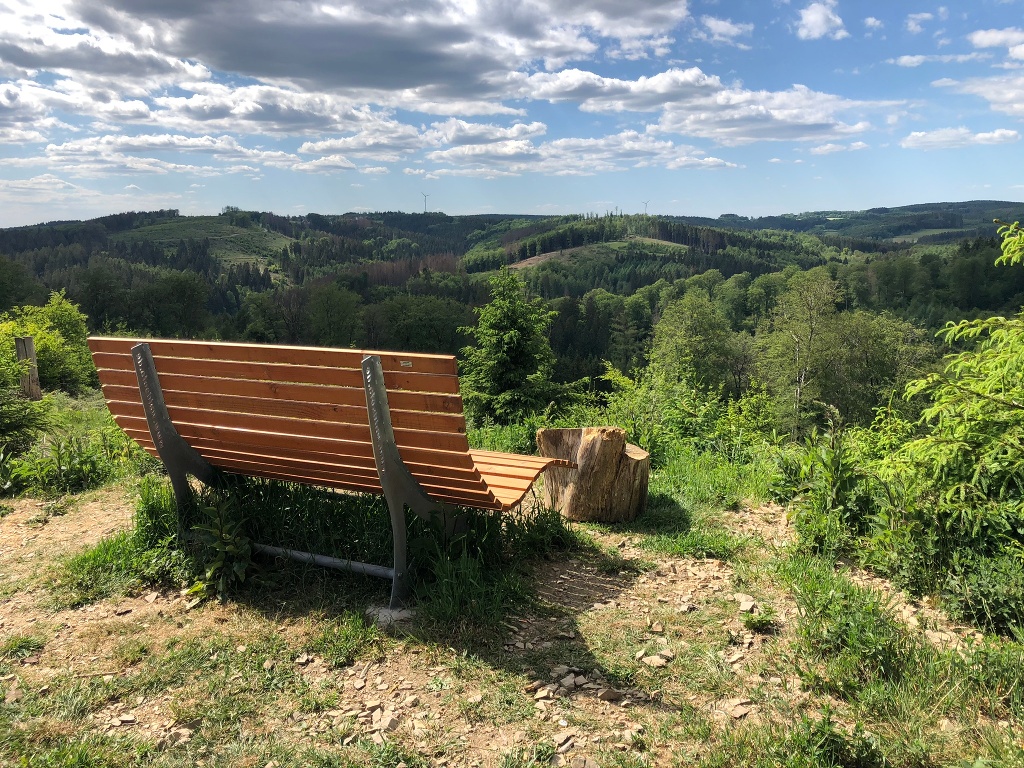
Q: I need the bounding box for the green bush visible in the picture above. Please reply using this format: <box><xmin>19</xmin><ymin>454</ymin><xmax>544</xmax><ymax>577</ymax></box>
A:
<box><xmin>943</xmin><ymin>551</ymin><xmax>1024</xmax><ymax>635</ymax></box>
<box><xmin>3</xmin><ymin>418</ymin><xmax>156</xmax><ymax>498</ymax></box>
<box><xmin>0</xmin><ymin>386</ymin><xmax>49</xmax><ymax>457</ymax></box>
<box><xmin>0</xmin><ymin>292</ymin><xmax>95</xmax><ymax>395</ymax></box>
<box><xmin>787</xmin><ymin>419</ymin><xmax>873</xmax><ymax>560</ymax></box>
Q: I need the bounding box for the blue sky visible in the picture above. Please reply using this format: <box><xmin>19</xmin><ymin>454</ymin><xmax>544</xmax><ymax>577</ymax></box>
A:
<box><xmin>0</xmin><ymin>0</ymin><xmax>1022</xmax><ymax>227</ymax></box>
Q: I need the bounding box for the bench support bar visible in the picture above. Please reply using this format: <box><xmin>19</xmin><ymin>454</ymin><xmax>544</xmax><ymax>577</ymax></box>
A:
<box><xmin>251</xmin><ymin>543</ymin><xmax>394</xmax><ymax>581</ymax></box>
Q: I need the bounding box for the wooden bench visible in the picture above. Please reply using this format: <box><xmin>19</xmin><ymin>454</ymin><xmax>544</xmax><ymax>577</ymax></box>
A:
<box><xmin>87</xmin><ymin>336</ymin><xmax>571</xmax><ymax>607</ymax></box>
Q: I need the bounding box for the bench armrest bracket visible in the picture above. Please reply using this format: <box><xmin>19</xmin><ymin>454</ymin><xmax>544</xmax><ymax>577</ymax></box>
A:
<box><xmin>133</xmin><ymin>343</ymin><xmax>214</xmax><ymax>525</ymax></box>
<box><xmin>363</xmin><ymin>354</ymin><xmax>442</xmax><ymax>607</ymax></box>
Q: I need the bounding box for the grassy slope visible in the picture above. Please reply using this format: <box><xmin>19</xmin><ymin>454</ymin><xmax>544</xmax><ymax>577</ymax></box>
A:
<box><xmin>2</xmin><ymin>397</ymin><xmax>1023</xmax><ymax>767</ymax></box>
<box><xmin>509</xmin><ymin>238</ymin><xmax>688</xmax><ymax>271</ymax></box>
<box><xmin>5</xmin><ymin>463</ymin><xmax>1021</xmax><ymax>767</ymax></box>
<box><xmin>109</xmin><ymin>217</ymin><xmax>295</xmax><ymax>267</ymax></box>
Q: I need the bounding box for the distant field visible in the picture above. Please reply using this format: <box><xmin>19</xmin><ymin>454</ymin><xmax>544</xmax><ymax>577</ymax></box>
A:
<box><xmin>510</xmin><ymin>238</ymin><xmax>687</xmax><ymax>270</ymax></box>
<box><xmin>108</xmin><ymin>216</ymin><xmax>294</xmax><ymax>266</ymax></box>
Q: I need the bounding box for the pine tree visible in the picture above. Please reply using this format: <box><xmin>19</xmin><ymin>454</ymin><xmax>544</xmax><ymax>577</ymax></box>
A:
<box><xmin>460</xmin><ymin>267</ymin><xmax>562</xmax><ymax>424</ymax></box>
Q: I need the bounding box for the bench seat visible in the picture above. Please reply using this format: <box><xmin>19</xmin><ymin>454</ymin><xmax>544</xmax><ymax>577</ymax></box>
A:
<box><xmin>89</xmin><ymin>336</ymin><xmax>567</xmax><ymax>512</ymax></box>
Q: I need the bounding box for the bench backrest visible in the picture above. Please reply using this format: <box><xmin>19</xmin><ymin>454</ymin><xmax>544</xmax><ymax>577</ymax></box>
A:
<box><xmin>88</xmin><ymin>337</ymin><xmax>502</xmax><ymax>510</ymax></box>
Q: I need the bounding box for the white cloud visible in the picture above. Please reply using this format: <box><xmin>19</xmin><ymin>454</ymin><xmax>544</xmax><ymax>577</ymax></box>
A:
<box><xmin>516</xmin><ymin>68</ymin><xmax>889</xmax><ymax>145</ymax></box>
<box><xmin>423</xmin><ymin>119</ymin><xmax>547</xmax><ymax>146</ymax></box>
<box><xmin>290</xmin><ymin>155</ymin><xmax>357</xmax><ymax>172</ymax></box>
<box><xmin>889</xmin><ymin>53</ymin><xmax>989</xmax><ymax>67</ymax></box>
<box><xmin>0</xmin><ymin>127</ymin><xmax>46</xmax><ymax>143</ymax></box>
<box><xmin>968</xmin><ymin>27</ymin><xmax>1024</xmax><ymax>61</ymax></box>
<box><xmin>423</xmin><ymin>129</ymin><xmax>736</xmax><ymax>177</ymax></box>
<box><xmin>900</xmin><ymin>126</ymin><xmax>1019</xmax><ymax>149</ymax></box>
<box><xmin>796</xmin><ymin>1</ymin><xmax>849</xmax><ymax>41</ymax></box>
<box><xmin>936</xmin><ymin>72</ymin><xmax>1024</xmax><ymax>118</ymax></box>
<box><xmin>809</xmin><ymin>140</ymin><xmax>867</xmax><ymax>154</ymax></box>
<box><xmin>969</xmin><ymin>27</ymin><xmax>1024</xmax><ymax>48</ymax></box>
<box><xmin>864</xmin><ymin>17</ymin><xmax>883</xmax><ymax>30</ymax></box>
<box><xmin>698</xmin><ymin>16</ymin><xmax>754</xmax><ymax>48</ymax></box>
<box><xmin>0</xmin><ymin>173</ymin><xmax>179</xmax><ymax>226</ymax></box>
<box><xmin>905</xmin><ymin>13</ymin><xmax>933</xmax><ymax>34</ymax></box>
<box><xmin>297</xmin><ymin>120</ymin><xmax>425</xmax><ymax>161</ymax></box>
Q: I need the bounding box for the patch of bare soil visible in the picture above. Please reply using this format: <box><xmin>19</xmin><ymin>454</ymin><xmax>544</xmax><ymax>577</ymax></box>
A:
<box><xmin>0</xmin><ymin>487</ymin><xmax>135</xmax><ymax>634</ymax></box>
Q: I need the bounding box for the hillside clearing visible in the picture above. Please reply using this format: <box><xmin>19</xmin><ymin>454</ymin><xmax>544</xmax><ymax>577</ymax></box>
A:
<box><xmin>108</xmin><ymin>217</ymin><xmax>293</xmax><ymax>267</ymax></box>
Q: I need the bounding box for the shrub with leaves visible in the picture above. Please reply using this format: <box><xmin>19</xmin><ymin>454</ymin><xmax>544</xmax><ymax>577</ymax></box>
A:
<box><xmin>0</xmin><ymin>291</ymin><xmax>95</xmax><ymax>395</ymax></box>
<box><xmin>0</xmin><ymin>387</ymin><xmax>48</xmax><ymax>459</ymax></box>
<box><xmin>790</xmin><ymin>413</ymin><xmax>873</xmax><ymax>560</ymax></box>
<box><xmin>795</xmin><ymin>222</ymin><xmax>1024</xmax><ymax>634</ymax></box>
<box><xmin>191</xmin><ymin>493</ymin><xmax>253</xmax><ymax>601</ymax></box>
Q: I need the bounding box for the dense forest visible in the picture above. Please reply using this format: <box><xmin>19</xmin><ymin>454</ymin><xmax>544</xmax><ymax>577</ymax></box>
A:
<box><xmin>1</xmin><ymin>202</ymin><xmax>1020</xmax><ymax>429</ymax></box>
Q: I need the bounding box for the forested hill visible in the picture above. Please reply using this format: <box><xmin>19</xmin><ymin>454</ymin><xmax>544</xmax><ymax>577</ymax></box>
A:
<box><xmin>1</xmin><ymin>201</ymin><xmax>1021</xmax><ymax>406</ymax></box>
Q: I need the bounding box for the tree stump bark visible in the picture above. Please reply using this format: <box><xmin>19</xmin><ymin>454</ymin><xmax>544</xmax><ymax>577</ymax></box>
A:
<box><xmin>536</xmin><ymin>426</ymin><xmax>649</xmax><ymax>523</ymax></box>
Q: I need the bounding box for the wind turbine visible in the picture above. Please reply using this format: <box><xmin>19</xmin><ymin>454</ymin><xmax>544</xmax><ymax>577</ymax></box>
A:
<box><xmin>642</xmin><ymin>200</ymin><xmax>650</xmax><ymax>215</ymax></box>
<box><xmin>421</xmin><ymin>192</ymin><xmax>430</xmax><ymax>213</ymax></box>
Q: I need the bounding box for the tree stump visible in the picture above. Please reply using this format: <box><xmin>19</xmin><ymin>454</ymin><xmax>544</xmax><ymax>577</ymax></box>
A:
<box><xmin>536</xmin><ymin>426</ymin><xmax>649</xmax><ymax>523</ymax></box>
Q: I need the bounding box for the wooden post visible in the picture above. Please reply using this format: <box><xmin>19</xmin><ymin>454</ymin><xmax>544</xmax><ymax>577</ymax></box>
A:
<box><xmin>14</xmin><ymin>336</ymin><xmax>42</xmax><ymax>400</ymax></box>
<box><xmin>536</xmin><ymin>426</ymin><xmax>650</xmax><ymax>523</ymax></box>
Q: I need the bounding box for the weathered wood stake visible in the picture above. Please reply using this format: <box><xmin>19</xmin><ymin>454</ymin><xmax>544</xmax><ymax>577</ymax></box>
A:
<box><xmin>14</xmin><ymin>336</ymin><xmax>42</xmax><ymax>400</ymax></box>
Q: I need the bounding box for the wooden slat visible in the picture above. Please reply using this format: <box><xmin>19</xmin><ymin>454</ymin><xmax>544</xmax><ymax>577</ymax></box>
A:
<box><xmin>106</xmin><ymin>400</ymin><xmax>469</xmax><ymax>454</ymax></box>
<box><xmin>114</xmin><ymin>415</ymin><xmax>479</xmax><ymax>474</ymax></box>
<box><xmin>97</xmin><ymin>369</ymin><xmax>464</xmax><ymax>415</ymax></box>
<box><xmin>100</xmin><ymin>384</ymin><xmax>466</xmax><ymax>434</ymax></box>
<box><xmin>192</xmin><ymin>445</ymin><xmax>496</xmax><ymax>498</ymax></box>
<box><xmin>470</xmin><ymin>448</ymin><xmax>572</xmax><ymax>467</ymax></box>
<box><xmin>120</xmin><ymin>430</ymin><xmax>500</xmax><ymax>509</ymax></box>
<box><xmin>205</xmin><ymin>456</ymin><xmax>497</xmax><ymax>508</ymax></box>
<box><xmin>123</xmin><ymin>429</ymin><xmax>496</xmax><ymax>507</ymax></box>
<box><xmin>92</xmin><ymin>351</ymin><xmax>459</xmax><ymax>395</ymax></box>
<box><xmin>186</xmin><ymin>438</ymin><xmax>488</xmax><ymax>486</ymax></box>
<box><xmin>89</xmin><ymin>336</ymin><xmax>458</xmax><ymax>376</ymax></box>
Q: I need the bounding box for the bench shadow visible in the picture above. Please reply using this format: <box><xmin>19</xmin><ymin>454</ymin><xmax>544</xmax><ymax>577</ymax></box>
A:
<box><xmin>613</xmin><ymin>491</ymin><xmax>695</xmax><ymax>537</ymax></box>
<box><xmin>228</xmin><ymin>497</ymin><xmax>691</xmax><ymax>711</ymax></box>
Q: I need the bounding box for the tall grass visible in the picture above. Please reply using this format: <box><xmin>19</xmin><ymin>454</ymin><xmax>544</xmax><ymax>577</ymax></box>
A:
<box><xmin>778</xmin><ymin>554</ymin><xmax>1024</xmax><ymax>764</ymax></box>
<box><xmin>1</xmin><ymin>392</ymin><xmax>158</xmax><ymax>498</ymax></box>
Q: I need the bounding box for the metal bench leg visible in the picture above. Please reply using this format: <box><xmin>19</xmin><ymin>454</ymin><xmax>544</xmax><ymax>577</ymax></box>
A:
<box><xmin>132</xmin><ymin>343</ymin><xmax>214</xmax><ymax>535</ymax></box>
<box><xmin>363</xmin><ymin>355</ymin><xmax>441</xmax><ymax>608</ymax></box>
